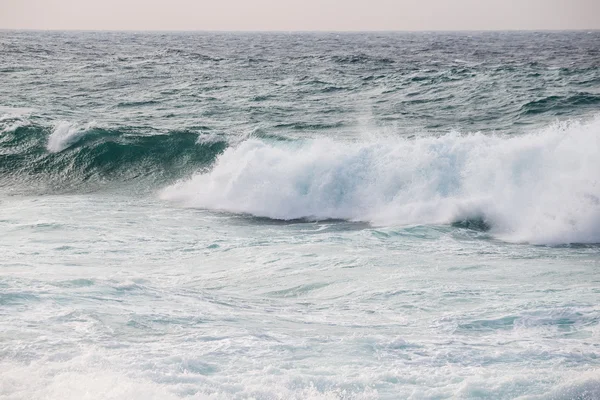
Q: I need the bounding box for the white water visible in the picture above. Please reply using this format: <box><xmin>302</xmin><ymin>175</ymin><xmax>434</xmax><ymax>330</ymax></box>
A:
<box><xmin>162</xmin><ymin>117</ymin><xmax>600</xmax><ymax>245</ymax></box>
<box><xmin>1</xmin><ymin>193</ymin><xmax>599</xmax><ymax>400</ymax></box>
<box><xmin>47</xmin><ymin>121</ymin><xmax>96</xmax><ymax>153</ymax></box>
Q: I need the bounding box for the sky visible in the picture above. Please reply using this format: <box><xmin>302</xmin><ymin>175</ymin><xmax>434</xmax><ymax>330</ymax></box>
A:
<box><xmin>1</xmin><ymin>0</ymin><xmax>599</xmax><ymax>31</ymax></box>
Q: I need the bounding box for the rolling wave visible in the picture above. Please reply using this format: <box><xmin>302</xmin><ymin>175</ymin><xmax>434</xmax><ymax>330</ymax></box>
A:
<box><xmin>0</xmin><ymin>120</ymin><xmax>227</xmax><ymax>190</ymax></box>
<box><xmin>520</xmin><ymin>93</ymin><xmax>600</xmax><ymax>116</ymax></box>
<box><xmin>162</xmin><ymin>117</ymin><xmax>600</xmax><ymax>245</ymax></box>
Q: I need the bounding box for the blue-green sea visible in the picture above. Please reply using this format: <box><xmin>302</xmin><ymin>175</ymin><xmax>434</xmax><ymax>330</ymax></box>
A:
<box><xmin>1</xmin><ymin>31</ymin><xmax>600</xmax><ymax>399</ymax></box>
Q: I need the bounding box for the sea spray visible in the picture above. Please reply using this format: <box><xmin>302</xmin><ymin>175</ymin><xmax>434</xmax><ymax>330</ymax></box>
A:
<box><xmin>162</xmin><ymin>117</ymin><xmax>600</xmax><ymax>245</ymax></box>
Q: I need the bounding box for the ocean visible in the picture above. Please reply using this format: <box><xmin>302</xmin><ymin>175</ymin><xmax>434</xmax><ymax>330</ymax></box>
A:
<box><xmin>1</xmin><ymin>30</ymin><xmax>599</xmax><ymax>399</ymax></box>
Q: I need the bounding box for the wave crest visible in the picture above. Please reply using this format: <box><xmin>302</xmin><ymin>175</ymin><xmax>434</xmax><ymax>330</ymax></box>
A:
<box><xmin>47</xmin><ymin>121</ymin><xmax>96</xmax><ymax>152</ymax></box>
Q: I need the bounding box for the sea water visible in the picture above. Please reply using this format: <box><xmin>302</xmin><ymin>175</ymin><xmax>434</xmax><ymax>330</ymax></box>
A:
<box><xmin>1</xmin><ymin>31</ymin><xmax>600</xmax><ymax>399</ymax></box>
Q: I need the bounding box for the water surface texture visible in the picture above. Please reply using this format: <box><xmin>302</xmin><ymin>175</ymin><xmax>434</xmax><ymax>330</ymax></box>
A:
<box><xmin>1</xmin><ymin>31</ymin><xmax>600</xmax><ymax>399</ymax></box>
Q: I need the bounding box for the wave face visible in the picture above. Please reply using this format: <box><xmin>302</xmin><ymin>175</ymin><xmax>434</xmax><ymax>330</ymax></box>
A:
<box><xmin>162</xmin><ymin>117</ymin><xmax>600</xmax><ymax>245</ymax></box>
<box><xmin>0</xmin><ymin>119</ymin><xmax>227</xmax><ymax>191</ymax></box>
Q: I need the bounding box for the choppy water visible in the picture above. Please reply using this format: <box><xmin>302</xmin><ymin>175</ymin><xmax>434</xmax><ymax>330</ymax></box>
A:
<box><xmin>1</xmin><ymin>31</ymin><xmax>600</xmax><ymax>399</ymax></box>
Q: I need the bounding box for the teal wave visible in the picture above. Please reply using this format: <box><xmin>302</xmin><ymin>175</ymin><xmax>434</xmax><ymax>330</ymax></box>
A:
<box><xmin>520</xmin><ymin>93</ymin><xmax>600</xmax><ymax>115</ymax></box>
<box><xmin>0</xmin><ymin>123</ymin><xmax>227</xmax><ymax>191</ymax></box>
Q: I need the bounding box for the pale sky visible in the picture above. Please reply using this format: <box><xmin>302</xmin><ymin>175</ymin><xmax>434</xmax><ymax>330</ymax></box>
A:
<box><xmin>1</xmin><ymin>0</ymin><xmax>599</xmax><ymax>31</ymax></box>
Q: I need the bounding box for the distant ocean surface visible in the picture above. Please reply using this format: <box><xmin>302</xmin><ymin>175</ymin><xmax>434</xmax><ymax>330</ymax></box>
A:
<box><xmin>1</xmin><ymin>31</ymin><xmax>600</xmax><ymax>399</ymax></box>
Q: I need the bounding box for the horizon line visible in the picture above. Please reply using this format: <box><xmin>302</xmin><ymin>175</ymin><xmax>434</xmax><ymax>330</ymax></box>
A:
<box><xmin>1</xmin><ymin>28</ymin><xmax>599</xmax><ymax>34</ymax></box>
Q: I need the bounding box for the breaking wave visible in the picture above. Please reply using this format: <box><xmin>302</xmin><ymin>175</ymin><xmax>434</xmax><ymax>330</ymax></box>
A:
<box><xmin>162</xmin><ymin>117</ymin><xmax>600</xmax><ymax>245</ymax></box>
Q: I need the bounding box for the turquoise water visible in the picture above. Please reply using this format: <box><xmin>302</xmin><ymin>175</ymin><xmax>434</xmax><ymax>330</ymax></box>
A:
<box><xmin>1</xmin><ymin>31</ymin><xmax>600</xmax><ymax>399</ymax></box>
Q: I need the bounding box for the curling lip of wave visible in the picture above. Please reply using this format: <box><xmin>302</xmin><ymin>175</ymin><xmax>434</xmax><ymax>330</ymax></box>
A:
<box><xmin>47</xmin><ymin>121</ymin><xmax>97</xmax><ymax>152</ymax></box>
<box><xmin>162</xmin><ymin>117</ymin><xmax>600</xmax><ymax>245</ymax></box>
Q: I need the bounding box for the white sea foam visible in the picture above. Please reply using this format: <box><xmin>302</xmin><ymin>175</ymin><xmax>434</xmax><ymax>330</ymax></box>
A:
<box><xmin>0</xmin><ymin>357</ymin><xmax>378</xmax><ymax>400</ymax></box>
<box><xmin>1</xmin><ymin>353</ymin><xmax>594</xmax><ymax>399</ymax></box>
<box><xmin>47</xmin><ymin>121</ymin><xmax>96</xmax><ymax>153</ymax></box>
<box><xmin>162</xmin><ymin>117</ymin><xmax>600</xmax><ymax>245</ymax></box>
<box><xmin>0</xmin><ymin>107</ymin><xmax>34</xmax><ymax>134</ymax></box>
<box><xmin>517</xmin><ymin>373</ymin><xmax>600</xmax><ymax>400</ymax></box>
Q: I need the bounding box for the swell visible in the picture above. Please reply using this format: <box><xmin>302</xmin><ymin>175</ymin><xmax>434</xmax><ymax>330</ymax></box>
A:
<box><xmin>520</xmin><ymin>93</ymin><xmax>600</xmax><ymax>116</ymax></box>
<box><xmin>0</xmin><ymin>121</ymin><xmax>227</xmax><ymax>192</ymax></box>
